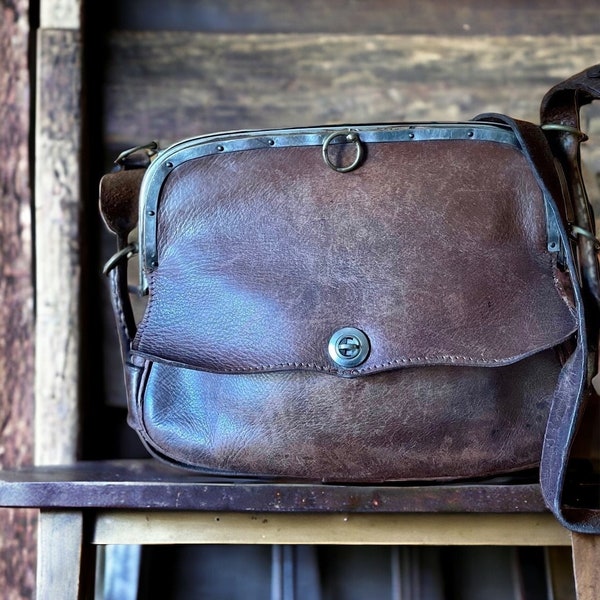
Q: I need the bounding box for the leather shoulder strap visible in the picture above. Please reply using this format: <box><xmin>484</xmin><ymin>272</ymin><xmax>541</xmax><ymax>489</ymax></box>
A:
<box><xmin>541</xmin><ymin>65</ymin><xmax>600</xmax><ymax>320</ymax></box>
<box><xmin>471</xmin><ymin>111</ymin><xmax>599</xmax><ymax>532</ymax></box>
<box><xmin>541</xmin><ymin>65</ymin><xmax>600</xmax><ymax>534</ymax></box>
<box><xmin>99</xmin><ymin>149</ymin><xmax>152</xmax><ymax>359</ymax></box>
<box><xmin>488</xmin><ymin>65</ymin><xmax>600</xmax><ymax>533</ymax></box>
<box><xmin>540</xmin><ymin>64</ymin><xmax>600</xmax><ymax>130</ymax></box>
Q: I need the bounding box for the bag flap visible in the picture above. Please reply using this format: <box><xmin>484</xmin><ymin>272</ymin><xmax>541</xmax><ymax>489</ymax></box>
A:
<box><xmin>133</xmin><ymin>129</ymin><xmax>577</xmax><ymax>376</ymax></box>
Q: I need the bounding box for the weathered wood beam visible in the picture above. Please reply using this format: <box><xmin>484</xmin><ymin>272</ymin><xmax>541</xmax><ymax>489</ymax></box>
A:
<box><xmin>109</xmin><ymin>0</ymin><xmax>600</xmax><ymax>35</ymax></box>
<box><xmin>34</xmin><ymin>27</ymin><xmax>83</xmax><ymax>465</ymax></box>
<box><xmin>571</xmin><ymin>533</ymin><xmax>600</xmax><ymax>600</ymax></box>
<box><xmin>35</xmin><ymin>1</ymin><xmax>84</xmax><ymax>465</ymax></box>
<box><xmin>40</xmin><ymin>0</ymin><xmax>81</xmax><ymax>29</ymax></box>
<box><xmin>0</xmin><ymin>0</ymin><xmax>37</xmax><ymax>597</ymax></box>
<box><xmin>102</xmin><ymin>33</ymin><xmax>600</xmax><ymax>176</ymax></box>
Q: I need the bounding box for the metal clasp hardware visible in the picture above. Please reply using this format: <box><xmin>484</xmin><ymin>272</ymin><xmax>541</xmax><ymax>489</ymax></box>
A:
<box><xmin>541</xmin><ymin>124</ymin><xmax>589</xmax><ymax>142</ymax></box>
<box><xmin>114</xmin><ymin>141</ymin><xmax>160</xmax><ymax>167</ymax></box>
<box><xmin>103</xmin><ymin>242</ymin><xmax>139</xmax><ymax>276</ymax></box>
<box><xmin>570</xmin><ymin>225</ymin><xmax>600</xmax><ymax>252</ymax></box>
<box><xmin>322</xmin><ymin>131</ymin><xmax>364</xmax><ymax>173</ymax></box>
<box><xmin>328</xmin><ymin>327</ymin><xmax>370</xmax><ymax>368</ymax></box>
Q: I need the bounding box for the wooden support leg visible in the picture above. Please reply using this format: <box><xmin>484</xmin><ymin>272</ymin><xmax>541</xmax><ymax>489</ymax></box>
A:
<box><xmin>37</xmin><ymin>510</ymin><xmax>96</xmax><ymax>600</ymax></box>
<box><xmin>545</xmin><ymin>546</ymin><xmax>576</xmax><ymax>600</ymax></box>
<box><xmin>571</xmin><ymin>533</ymin><xmax>600</xmax><ymax>600</ymax></box>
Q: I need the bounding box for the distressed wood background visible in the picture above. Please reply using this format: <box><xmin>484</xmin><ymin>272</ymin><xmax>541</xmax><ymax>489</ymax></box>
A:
<box><xmin>0</xmin><ymin>0</ymin><xmax>37</xmax><ymax>597</ymax></box>
<box><xmin>2</xmin><ymin>0</ymin><xmax>599</xmax><ymax>597</ymax></box>
<box><xmin>101</xmin><ymin>33</ymin><xmax>600</xmax><ymax>169</ymax></box>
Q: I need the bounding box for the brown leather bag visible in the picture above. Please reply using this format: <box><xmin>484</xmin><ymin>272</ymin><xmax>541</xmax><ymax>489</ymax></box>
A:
<box><xmin>100</xmin><ymin>65</ymin><xmax>600</xmax><ymax>533</ymax></box>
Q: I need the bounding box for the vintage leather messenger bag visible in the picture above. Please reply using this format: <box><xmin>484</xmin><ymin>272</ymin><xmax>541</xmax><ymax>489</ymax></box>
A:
<box><xmin>100</xmin><ymin>65</ymin><xmax>600</xmax><ymax>533</ymax></box>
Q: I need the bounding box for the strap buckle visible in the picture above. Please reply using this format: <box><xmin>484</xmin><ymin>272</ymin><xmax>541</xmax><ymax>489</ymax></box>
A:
<box><xmin>114</xmin><ymin>141</ymin><xmax>160</xmax><ymax>168</ymax></box>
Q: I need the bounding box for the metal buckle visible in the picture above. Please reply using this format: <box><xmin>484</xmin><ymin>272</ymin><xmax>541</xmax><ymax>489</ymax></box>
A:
<box><xmin>114</xmin><ymin>141</ymin><xmax>159</xmax><ymax>167</ymax></box>
<box><xmin>328</xmin><ymin>327</ymin><xmax>370</xmax><ymax>368</ymax></box>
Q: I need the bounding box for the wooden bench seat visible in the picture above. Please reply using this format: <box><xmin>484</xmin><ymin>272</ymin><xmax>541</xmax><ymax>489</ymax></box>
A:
<box><xmin>0</xmin><ymin>458</ymin><xmax>555</xmax><ymax>514</ymax></box>
<box><xmin>3</xmin><ymin>458</ymin><xmax>593</xmax><ymax>598</ymax></box>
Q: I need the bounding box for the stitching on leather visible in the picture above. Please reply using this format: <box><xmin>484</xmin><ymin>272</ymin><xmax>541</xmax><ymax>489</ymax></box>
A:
<box><xmin>209</xmin><ymin>355</ymin><xmax>506</xmax><ymax>374</ymax></box>
<box><xmin>360</xmin><ymin>356</ymin><xmax>503</xmax><ymax>370</ymax></box>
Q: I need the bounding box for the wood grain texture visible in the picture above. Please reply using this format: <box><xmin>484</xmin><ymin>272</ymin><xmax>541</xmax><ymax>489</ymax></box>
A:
<box><xmin>0</xmin><ymin>1</ymin><xmax>37</xmax><ymax>598</ymax></box>
<box><xmin>37</xmin><ymin>510</ymin><xmax>95</xmax><ymax>599</ymax></box>
<box><xmin>546</xmin><ymin>547</ymin><xmax>577</xmax><ymax>600</ymax></box>
<box><xmin>0</xmin><ymin>459</ymin><xmax>551</xmax><ymax>513</ymax></box>
<box><xmin>109</xmin><ymin>0</ymin><xmax>600</xmax><ymax>35</ymax></box>
<box><xmin>41</xmin><ymin>0</ymin><xmax>81</xmax><ymax>29</ymax></box>
<box><xmin>102</xmin><ymin>33</ymin><xmax>600</xmax><ymax>175</ymax></box>
<box><xmin>35</xmin><ymin>28</ymin><xmax>83</xmax><ymax>466</ymax></box>
<box><xmin>93</xmin><ymin>511</ymin><xmax>571</xmax><ymax>546</ymax></box>
<box><xmin>571</xmin><ymin>532</ymin><xmax>600</xmax><ymax>600</ymax></box>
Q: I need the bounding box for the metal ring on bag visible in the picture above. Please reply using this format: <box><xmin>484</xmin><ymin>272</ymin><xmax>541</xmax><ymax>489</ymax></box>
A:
<box><xmin>540</xmin><ymin>123</ymin><xmax>588</xmax><ymax>141</ymax></box>
<box><xmin>102</xmin><ymin>242</ymin><xmax>139</xmax><ymax>276</ymax></box>
<box><xmin>322</xmin><ymin>131</ymin><xmax>364</xmax><ymax>173</ymax></box>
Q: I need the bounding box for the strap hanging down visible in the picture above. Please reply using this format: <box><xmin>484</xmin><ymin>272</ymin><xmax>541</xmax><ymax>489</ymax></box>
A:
<box><xmin>471</xmin><ymin>109</ymin><xmax>599</xmax><ymax>533</ymax></box>
<box><xmin>539</xmin><ymin>64</ymin><xmax>600</xmax><ymax>533</ymax></box>
<box><xmin>478</xmin><ymin>65</ymin><xmax>600</xmax><ymax>533</ymax></box>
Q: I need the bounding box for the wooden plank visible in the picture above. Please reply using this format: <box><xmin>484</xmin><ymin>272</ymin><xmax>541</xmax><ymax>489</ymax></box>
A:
<box><xmin>0</xmin><ymin>459</ymin><xmax>550</xmax><ymax>513</ymax></box>
<box><xmin>571</xmin><ymin>533</ymin><xmax>600</xmax><ymax>600</ymax></box>
<box><xmin>35</xmin><ymin>28</ymin><xmax>83</xmax><ymax>465</ymax></box>
<box><xmin>101</xmin><ymin>33</ymin><xmax>600</xmax><ymax>177</ymax></box>
<box><xmin>41</xmin><ymin>0</ymin><xmax>81</xmax><ymax>29</ymax></box>
<box><xmin>93</xmin><ymin>511</ymin><xmax>572</xmax><ymax>546</ymax></box>
<box><xmin>0</xmin><ymin>0</ymin><xmax>37</xmax><ymax>597</ymax></box>
<box><xmin>545</xmin><ymin>546</ymin><xmax>577</xmax><ymax>600</ymax></box>
<box><xmin>37</xmin><ymin>511</ymin><xmax>95</xmax><ymax>599</ymax></box>
<box><xmin>109</xmin><ymin>0</ymin><xmax>600</xmax><ymax>35</ymax></box>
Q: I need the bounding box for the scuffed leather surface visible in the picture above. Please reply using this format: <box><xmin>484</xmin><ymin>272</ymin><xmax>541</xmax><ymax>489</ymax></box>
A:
<box><xmin>540</xmin><ymin>63</ymin><xmax>600</xmax><ymax>129</ymax></box>
<box><xmin>134</xmin><ymin>140</ymin><xmax>576</xmax><ymax>375</ymax></box>
<box><xmin>99</xmin><ymin>169</ymin><xmax>144</xmax><ymax>236</ymax></box>
<box><xmin>135</xmin><ymin>348</ymin><xmax>561</xmax><ymax>481</ymax></box>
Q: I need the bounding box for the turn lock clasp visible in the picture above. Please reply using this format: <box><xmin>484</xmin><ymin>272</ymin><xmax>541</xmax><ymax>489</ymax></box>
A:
<box><xmin>322</xmin><ymin>130</ymin><xmax>364</xmax><ymax>173</ymax></box>
<box><xmin>328</xmin><ymin>327</ymin><xmax>370</xmax><ymax>368</ymax></box>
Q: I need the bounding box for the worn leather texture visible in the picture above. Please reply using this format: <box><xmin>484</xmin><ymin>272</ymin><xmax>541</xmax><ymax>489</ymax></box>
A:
<box><xmin>127</xmin><ymin>135</ymin><xmax>579</xmax><ymax>482</ymax></box>
<box><xmin>133</xmin><ymin>350</ymin><xmax>562</xmax><ymax>481</ymax></box>
<box><xmin>99</xmin><ymin>169</ymin><xmax>144</xmax><ymax>236</ymax></box>
<box><xmin>134</xmin><ymin>142</ymin><xmax>576</xmax><ymax>375</ymax></box>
